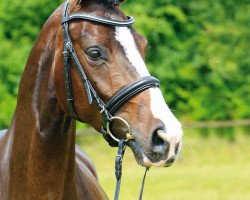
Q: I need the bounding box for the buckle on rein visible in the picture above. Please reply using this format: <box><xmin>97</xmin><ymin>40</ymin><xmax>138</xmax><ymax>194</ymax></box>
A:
<box><xmin>105</xmin><ymin>116</ymin><xmax>149</xmax><ymax>200</ymax></box>
<box><xmin>106</xmin><ymin>116</ymin><xmax>134</xmax><ymax>200</ymax></box>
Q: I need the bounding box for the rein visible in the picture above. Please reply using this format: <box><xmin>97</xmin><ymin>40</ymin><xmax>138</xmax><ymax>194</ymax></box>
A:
<box><xmin>114</xmin><ymin>140</ymin><xmax>149</xmax><ymax>200</ymax></box>
<box><xmin>61</xmin><ymin>1</ymin><xmax>157</xmax><ymax>199</ymax></box>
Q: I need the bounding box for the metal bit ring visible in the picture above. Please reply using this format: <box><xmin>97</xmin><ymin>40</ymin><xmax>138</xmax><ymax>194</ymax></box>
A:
<box><xmin>106</xmin><ymin>116</ymin><xmax>134</xmax><ymax>142</ymax></box>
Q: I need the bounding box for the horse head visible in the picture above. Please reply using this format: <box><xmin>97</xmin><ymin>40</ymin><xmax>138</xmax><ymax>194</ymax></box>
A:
<box><xmin>54</xmin><ymin>0</ymin><xmax>183</xmax><ymax>167</ymax></box>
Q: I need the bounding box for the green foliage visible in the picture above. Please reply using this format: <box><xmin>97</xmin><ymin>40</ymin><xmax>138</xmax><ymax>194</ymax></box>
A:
<box><xmin>123</xmin><ymin>0</ymin><xmax>250</xmax><ymax>121</ymax></box>
<box><xmin>0</xmin><ymin>0</ymin><xmax>63</xmax><ymax>128</ymax></box>
<box><xmin>0</xmin><ymin>0</ymin><xmax>250</xmax><ymax>129</ymax></box>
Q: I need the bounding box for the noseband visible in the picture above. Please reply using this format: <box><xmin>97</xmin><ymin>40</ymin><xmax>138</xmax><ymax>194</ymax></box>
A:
<box><xmin>61</xmin><ymin>1</ymin><xmax>157</xmax><ymax>199</ymax></box>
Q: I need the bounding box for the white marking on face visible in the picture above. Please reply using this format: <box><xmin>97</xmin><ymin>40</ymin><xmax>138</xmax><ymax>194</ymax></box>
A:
<box><xmin>115</xmin><ymin>27</ymin><xmax>183</xmax><ymax>161</ymax></box>
<box><xmin>115</xmin><ymin>27</ymin><xmax>149</xmax><ymax>77</ymax></box>
<box><xmin>149</xmin><ymin>88</ymin><xmax>183</xmax><ymax>142</ymax></box>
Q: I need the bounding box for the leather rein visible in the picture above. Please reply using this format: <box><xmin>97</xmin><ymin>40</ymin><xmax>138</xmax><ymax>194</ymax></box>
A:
<box><xmin>61</xmin><ymin>1</ymin><xmax>159</xmax><ymax>199</ymax></box>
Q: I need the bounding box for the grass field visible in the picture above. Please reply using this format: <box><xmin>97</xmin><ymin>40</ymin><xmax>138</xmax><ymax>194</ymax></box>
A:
<box><xmin>76</xmin><ymin>127</ymin><xmax>250</xmax><ymax>200</ymax></box>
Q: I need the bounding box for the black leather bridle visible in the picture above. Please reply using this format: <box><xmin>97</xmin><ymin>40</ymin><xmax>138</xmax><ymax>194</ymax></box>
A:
<box><xmin>61</xmin><ymin>1</ymin><xmax>158</xmax><ymax>199</ymax></box>
<box><xmin>61</xmin><ymin>1</ymin><xmax>160</xmax><ymax>145</ymax></box>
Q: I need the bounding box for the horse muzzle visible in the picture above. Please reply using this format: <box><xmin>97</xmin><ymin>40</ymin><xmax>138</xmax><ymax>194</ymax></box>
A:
<box><xmin>128</xmin><ymin>129</ymin><xmax>182</xmax><ymax>167</ymax></box>
<box><xmin>105</xmin><ymin>116</ymin><xmax>182</xmax><ymax>167</ymax></box>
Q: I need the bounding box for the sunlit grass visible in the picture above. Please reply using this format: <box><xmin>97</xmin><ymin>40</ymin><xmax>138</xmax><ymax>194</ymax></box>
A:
<box><xmin>76</xmin><ymin>127</ymin><xmax>250</xmax><ymax>200</ymax></box>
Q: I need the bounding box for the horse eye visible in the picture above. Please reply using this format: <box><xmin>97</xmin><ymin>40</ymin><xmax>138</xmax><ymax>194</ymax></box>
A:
<box><xmin>86</xmin><ymin>48</ymin><xmax>102</xmax><ymax>60</ymax></box>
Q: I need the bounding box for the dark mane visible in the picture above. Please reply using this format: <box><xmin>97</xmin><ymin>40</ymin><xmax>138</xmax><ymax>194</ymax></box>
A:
<box><xmin>79</xmin><ymin>0</ymin><xmax>125</xmax><ymax>6</ymax></box>
<box><xmin>106</xmin><ymin>0</ymin><xmax>125</xmax><ymax>6</ymax></box>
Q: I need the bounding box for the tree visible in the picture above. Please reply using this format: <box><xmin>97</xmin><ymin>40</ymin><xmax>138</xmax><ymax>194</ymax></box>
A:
<box><xmin>0</xmin><ymin>0</ymin><xmax>250</xmax><ymax>129</ymax></box>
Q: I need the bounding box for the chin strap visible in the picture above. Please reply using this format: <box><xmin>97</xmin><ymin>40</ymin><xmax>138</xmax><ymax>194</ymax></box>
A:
<box><xmin>114</xmin><ymin>140</ymin><xmax>150</xmax><ymax>200</ymax></box>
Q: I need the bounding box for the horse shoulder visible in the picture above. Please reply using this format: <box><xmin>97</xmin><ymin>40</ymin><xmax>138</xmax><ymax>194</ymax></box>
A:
<box><xmin>75</xmin><ymin>145</ymin><xmax>108</xmax><ymax>200</ymax></box>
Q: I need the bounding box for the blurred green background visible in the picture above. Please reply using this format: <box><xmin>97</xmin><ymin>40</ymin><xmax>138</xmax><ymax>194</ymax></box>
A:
<box><xmin>0</xmin><ymin>0</ymin><xmax>250</xmax><ymax>127</ymax></box>
<box><xmin>76</xmin><ymin>127</ymin><xmax>250</xmax><ymax>200</ymax></box>
<box><xmin>0</xmin><ymin>0</ymin><xmax>250</xmax><ymax>199</ymax></box>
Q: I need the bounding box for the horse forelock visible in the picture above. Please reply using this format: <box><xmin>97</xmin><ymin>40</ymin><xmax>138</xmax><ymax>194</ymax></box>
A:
<box><xmin>67</xmin><ymin>0</ymin><xmax>128</xmax><ymax>24</ymax></box>
<box><xmin>67</xmin><ymin>0</ymin><xmax>126</xmax><ymax>14</ymax></box>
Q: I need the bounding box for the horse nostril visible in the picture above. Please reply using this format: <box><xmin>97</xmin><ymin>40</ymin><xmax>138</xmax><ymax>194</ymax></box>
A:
<box><xmin>152</xmin><ymin>129</ymin><xmax>165</xmax><ymax>146</ymax></box>
<box><xmin>151</xmin><ymin>129</ymin><xmax>169</xmax><ymax>155</ymax></box>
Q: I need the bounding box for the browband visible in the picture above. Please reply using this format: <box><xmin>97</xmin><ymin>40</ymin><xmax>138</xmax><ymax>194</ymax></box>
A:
<box><xmin>62</xmin><ymin>14</ymin><xmax>134</xmax><ymax>27</ymax></box>
<box><xmin>106</xmin><ymin>76</ymin><xmax>160</xmax><ymax>114</ymax></box>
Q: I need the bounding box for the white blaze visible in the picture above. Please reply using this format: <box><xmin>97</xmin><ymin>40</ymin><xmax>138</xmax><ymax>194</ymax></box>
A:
<box><xmin>115</xmin><ymin>27</ymin><xmax>150</xmax><ymax>77</ymax></box>
<box><xmin>115</xmin><ymin>27</ymin><xmax>182</xmax><ymax>142</ymax></box>
<box><xmin>149</xmin><ymin>88</ymin><xmax>182</xmax><ymax>141</ymax></box>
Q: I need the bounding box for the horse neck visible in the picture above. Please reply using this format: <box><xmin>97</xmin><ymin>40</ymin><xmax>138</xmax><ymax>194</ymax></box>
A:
<box><xmin>6</xmin><ymin>9</ymin><xmax>79</xmax><ymax>198</ymax></box>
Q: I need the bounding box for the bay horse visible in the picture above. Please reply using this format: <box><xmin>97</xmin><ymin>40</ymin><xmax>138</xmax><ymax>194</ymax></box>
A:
<box><xmin>0</xmin><ymin>0</ymin><xmax>183</xmax><ymax>199</ymax></box>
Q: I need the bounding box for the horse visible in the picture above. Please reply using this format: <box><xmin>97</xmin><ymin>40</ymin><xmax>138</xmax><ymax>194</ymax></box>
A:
<box><xmin>0</xmin><ymin>0</ymin><xmax>183</xmax><ymax>199</ymax></box>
